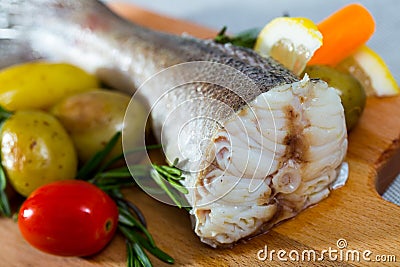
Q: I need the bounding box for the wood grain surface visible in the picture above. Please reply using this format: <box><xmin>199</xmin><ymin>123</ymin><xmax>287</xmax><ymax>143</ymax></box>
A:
<box><xmin>1</xmin><ymin>2</ymin><xmax>399</xmax><ymax>266</ymax></box>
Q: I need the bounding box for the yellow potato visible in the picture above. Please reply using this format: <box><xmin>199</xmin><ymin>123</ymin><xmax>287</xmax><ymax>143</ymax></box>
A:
<box><xmin>0</xmin><ymin>110</ymin><xmax>78</xmax><ymax>196</ymax></box>
<box><xmin>0</xmin><ymin>62</ymin><xmax>99</xmax><ymax>111</ymax></box>
<box><xmin>51</xmin><ymin>90</ymin><xmax>147</xmax><ymax>163</ymax></box>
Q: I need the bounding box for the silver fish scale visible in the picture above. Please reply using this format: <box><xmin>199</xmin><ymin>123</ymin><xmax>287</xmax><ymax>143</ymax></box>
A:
<box><xmin>144</xmin><ymin>35</ymin><xmax>299</xmax><ymax>111</ymax></box>
<box><xmin>4</xmin><ymin>0</ymin><xmax>298</xmax><ymax>110</ymax></box>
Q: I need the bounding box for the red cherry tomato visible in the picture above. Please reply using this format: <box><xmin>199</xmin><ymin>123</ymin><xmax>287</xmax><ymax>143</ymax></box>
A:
<box><xmin>18</xmin><ymin>180</ymin><xmax>119</xmax><ymax>257</ymax></box>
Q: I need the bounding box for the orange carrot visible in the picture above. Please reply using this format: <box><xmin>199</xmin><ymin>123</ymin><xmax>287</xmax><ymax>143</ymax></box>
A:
<box><xmin>308</xmin><ymin>3</ymin><xmax>375</xmax><ymax>66</ymax></box>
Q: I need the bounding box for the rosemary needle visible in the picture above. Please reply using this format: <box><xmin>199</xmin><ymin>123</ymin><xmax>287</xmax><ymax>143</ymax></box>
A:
<box><xmin>0</xmin><ymin>107</ymin><xmax>12</xmax><ymax>217</ymax></box>
<box><xmin>100</xmin><ymin>144</ymin><xmax>162</xmax><ymax>172</ymax></box>
<box><xmin>126</xmin><ymin>240</ymin><xmax>135</xmax><ymax>267</ymax></box>
<box><xmin>118</xmin><ymin>207</ymin><xmax>155</xmax><ymax>247</ymax></box>
<box><xmin>78</xmin><ymin>131</ymin><xmax>187</xmax><ymax>265</ymax></box>
<box><xmin>214</xmin><ymin>26</ymin><xmax>261</xmax><ymax>48</ymax></box>
<box><xmin>130</xmin><ymin>231</ymin><xmax>174</xmax><ymax>264</ymax></box>
<box><xmin>119</xmin><ymin>226</ymin><xmax>153</xmax><ymax>267</ymax></box>
<box><xmin>76</xmin><ymin>131</ymin><xmax>121</xmax><ymax>179</ymax></box>
<box><xmin>113</xmin><ymin>197</ymin><xmax>147</xmax><ymax>227</ymax></box>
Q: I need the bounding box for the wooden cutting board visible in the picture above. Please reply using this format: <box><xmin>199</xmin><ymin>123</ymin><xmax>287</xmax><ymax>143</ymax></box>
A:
<box><xmin>1</xmin><ymin>3</ymin><xmax>399</xmax><ymax>266</ymax></box>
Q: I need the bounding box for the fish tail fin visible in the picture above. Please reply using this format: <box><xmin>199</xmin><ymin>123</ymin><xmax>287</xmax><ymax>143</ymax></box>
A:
<box><xmin>0</xmin><ymin>1</ymin><xmax>50</xmax><ymax>68</ymax></box>
<box><xmin>0</xmin><ymin>0</ymin><xmax>132</xmax><ymax>63</ymax></box>
<box><xmin>0</xmin><ymin>0</ymin><xmax>123</xmax><ymax>34</ymax></box>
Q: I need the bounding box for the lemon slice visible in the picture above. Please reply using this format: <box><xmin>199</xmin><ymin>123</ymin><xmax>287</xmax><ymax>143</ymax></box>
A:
<box><xmin>336</xmin><ymin>45</ymin><xmax>399</xmax><ymax>97</ymax></box>
<box><xmin>254</xmin><ymin>17</ymin><xmax>323</xmax><ymax>75</ymax></box>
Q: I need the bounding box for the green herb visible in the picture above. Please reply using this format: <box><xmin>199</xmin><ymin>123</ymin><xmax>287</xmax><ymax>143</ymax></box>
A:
<box><xmin>150</xmin><ymin>169</ymin><xmax>189</xmax><ymax>210</ymax></box>
<box><xmin>152</xmin><ymin>165</ymin><xmax>183</xmax><ymax>181</ymax></box>
<box><xmin>0</xmin><ymin>163</ymin><xmax>11</xmax><ymax>217</ymax></box>
<box><xmin>151</xmin><ymin>159</ymin><xmax>190</xmax><ymax>209</ymax></box>
<box><xmin>81</xmin><ymin>132</ymin><xmax>188</xmax><ymax>266</ymax></box>
<box><xmin>0</xmin><ymin>106</ymin><xmax>12</xmax><ymax>217</ymax></box>
<box><xmin>127</xmin><ymin>228</ymin><xmax>174</xmax><ymax>263</ymax></box>
<box><xmin>126</xmin><ymin>240</ymin><xmax>136</xmax><ymax>267</ymax></box>
<box><xmin>118</xmin><ymin>203</ymin><xmax>175</xmax><ymax>265</ymax></box>
<box><xmin>95</xmin><ymin>167</ymin><xmax>132</xmax><ymax>178</ymax></box>
<box><xmin>0</xmin><ymin>106</ymin><xmax>12</xmax><ymax>121</ymax></box>
<box><xmin>76</xmin><ymin>131</ymin><xmax>122</xmax><ymax>180</ymax></box>
<box><xmin>99</xmin><ymin>144</ymin><xmax>161</xmax><ymax>173</ymax></box>
<box><xmin>118</xmin><ymin>207</ymin><xmax>155</xmax><ymax>246</ymax></box>
<box><xmin>120</xmin><ymin>226</ymin><xmax>153</xmax><ymax>267</ymax></box>
<box><xmin>84</xmin><ymin>132</ymin><xmax>189</xmax><ymax>210</ymax></box>
<box><xmin>214</xmin><ymin>26</ymin><xmax>261</xmax><ymax>49</ymax></box>
<box><xmin>113</xmin><ymin>196</ymin><xmax>147</xmax><ymax>227</ymax></box>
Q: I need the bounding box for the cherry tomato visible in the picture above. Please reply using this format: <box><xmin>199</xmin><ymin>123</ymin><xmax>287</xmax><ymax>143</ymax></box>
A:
<box><xmin>18</xmin><ymin>180</ymin><xmax>118</xmax><ymax>257</ymax></box>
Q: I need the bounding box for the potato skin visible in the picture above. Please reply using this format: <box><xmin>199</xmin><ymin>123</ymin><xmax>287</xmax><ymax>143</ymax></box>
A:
<box><xmin>304</xmin><ymin>65</ymin><xmax>366</xmax><ymax>130</ymax></box>
<box><xmin>0</xmin><ymin>62</ymin><xmax>99</xmax><ymax>111</ymax></box>
<box><xmin>0</xmin><ymin>110</ymin><xmax>77</xmax><ymax>197</ymax></box>
<box><xmin>51</xmin><ymin>90</ymin><xmax>147</xmax><ymax>163</ymax></box>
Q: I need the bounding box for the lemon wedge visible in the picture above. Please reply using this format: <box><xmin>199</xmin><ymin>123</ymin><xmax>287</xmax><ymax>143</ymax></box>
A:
<box><xmin>336</xmin><ymin>45</ymin><xmax>399</xmax><ymax>97</ymax></box>
<box><xmin>254</xmin><ymin>17</ymin><xmax>323</xmax><ymax>75</ymax></box>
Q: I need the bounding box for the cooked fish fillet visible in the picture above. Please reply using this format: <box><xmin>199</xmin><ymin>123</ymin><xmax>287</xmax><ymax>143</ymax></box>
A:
<box><xmin>2</xmin><ymin>0</ymin><xmax>348</xmax><ymax>247</ymax></box>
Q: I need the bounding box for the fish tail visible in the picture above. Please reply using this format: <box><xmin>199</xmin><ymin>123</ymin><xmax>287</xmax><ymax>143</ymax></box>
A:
<box><xmin>1</xmin><ymin>0</ymin><xmax>126</xmax><ymax>36</ymax></box>
<box><xmin>0</xmin><ymin>0</ymin><xmax>143</xmax><ymax>77</ymax></box>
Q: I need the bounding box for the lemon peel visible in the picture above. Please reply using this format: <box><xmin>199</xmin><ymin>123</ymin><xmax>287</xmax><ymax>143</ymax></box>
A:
<box><xmin>254</xmin><ymin>17</ymin><xmax>322</xmax><ymax>75</ymax></box>
<box><xmin>337</xmin><ymin>45</ymin><xmax>399</xmax><ymax>97</ymax></box>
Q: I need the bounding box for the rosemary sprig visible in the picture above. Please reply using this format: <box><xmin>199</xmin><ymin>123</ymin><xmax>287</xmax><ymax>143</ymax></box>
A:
<box><xmin>0</xmin><ymin>164</ymin><xmax>11</xmax><ymax>217</ymax></box>
<box><xmin>126</xmin><ymin>240</ymin><xmax>137</xmax><ymax>267</ymax></box>
<box><xmin>0</xmin><ymin>106</ymin><xmax>12</xmax><ymax>121</ymax></box>
<box><xmin>126</xmin><ymin>228</ymin><xmax>174</xmax><ymax>263</ymax></box>
<box><xmin>118</xmin><ymin>207</ymin><xmax>155</xmax><ymax>246</ymax></box>
<box><xmin>76</xmin><ymin>131</ymin><xmax>122</xmax><ymax>180</ymax></box>
<box><xmin>0</xmin><ymin>106</ymin><xmax>12</xmax><ymax>217</ymax></box>
<box><xmin>152</xmin><ymin>164</ymin><xmax>187</xmax><ymax>195</ymax></box>
<box><xmin>84</xmin><ymin>131</ymin><xmax>189</xmax><ymax>210</ymax></box>
<box><xmin>99</xmin><ymin>144</ymin><xmax>162</xmax><ymax>173</ymax></box>
<box><xmin>80</xmin><ymin>132</ymin><xmax>188</xmax><ymax>266</ymax></box>
<box><xmin>113</xmin><ymin>196</ymin><xmax>147</xmax><ymax>227</ymax></box>
<box><xmin>120</xmin><ymin>226</ymin><xmax>154</xmax><ymax>267</ymax></box>
<box><xmin>113</xmin><ymin>189</ymin><xmax>174</xmax><ymax>266</ymax></box>
<box><xmin>149</xmin><ymin>159</ymin><xmax>190</xmax><ymax>210</ymax></box>
<box><xmin>214</xmin><ymin>26</ymin><xmax>261</xmax><ymax>49</ymax></box>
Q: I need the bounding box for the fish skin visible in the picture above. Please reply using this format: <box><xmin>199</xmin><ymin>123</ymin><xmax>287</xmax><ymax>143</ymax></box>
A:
<box><xmin>3</xmin><ymin>0</ymin><xmax>297</xmax><ymax>102</ymax></box>
<box><xmin>1</xmin><ymin>0</ymin><xmax>348</xmax><ymax>247</ymax></box>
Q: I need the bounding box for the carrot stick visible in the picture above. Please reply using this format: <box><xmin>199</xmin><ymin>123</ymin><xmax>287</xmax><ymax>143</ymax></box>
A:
<box><xmin>308</xmin><ymin>3</ymin><xmax>375</xmax><ymax>66</ymax></box>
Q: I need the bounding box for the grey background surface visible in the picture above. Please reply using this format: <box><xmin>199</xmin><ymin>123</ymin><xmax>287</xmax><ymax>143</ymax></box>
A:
<box><xmin>112</xmin><ymin>0</ymin><xmax>400</xmax><ymax>203</ymax></box>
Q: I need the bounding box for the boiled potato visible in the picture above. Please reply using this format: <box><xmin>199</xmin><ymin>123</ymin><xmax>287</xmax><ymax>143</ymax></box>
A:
<box><xmin>0</xmin><ymin>62</ymin><xmax>99</xmax><ymax>111</ymax></box>
<box><xmin>0</xmin><ymin>110</ymin><xmax>77</xmax><ymax>196</ymax></box>
<box><xmin>304</xmin><ymin>65</ymin><xmax>366</xmax><ymax>130</ymax></box>
<box><xmin>51</xmin><ymin>90</ymin><xmax>148</xmax><ymax>163</ymax></box>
